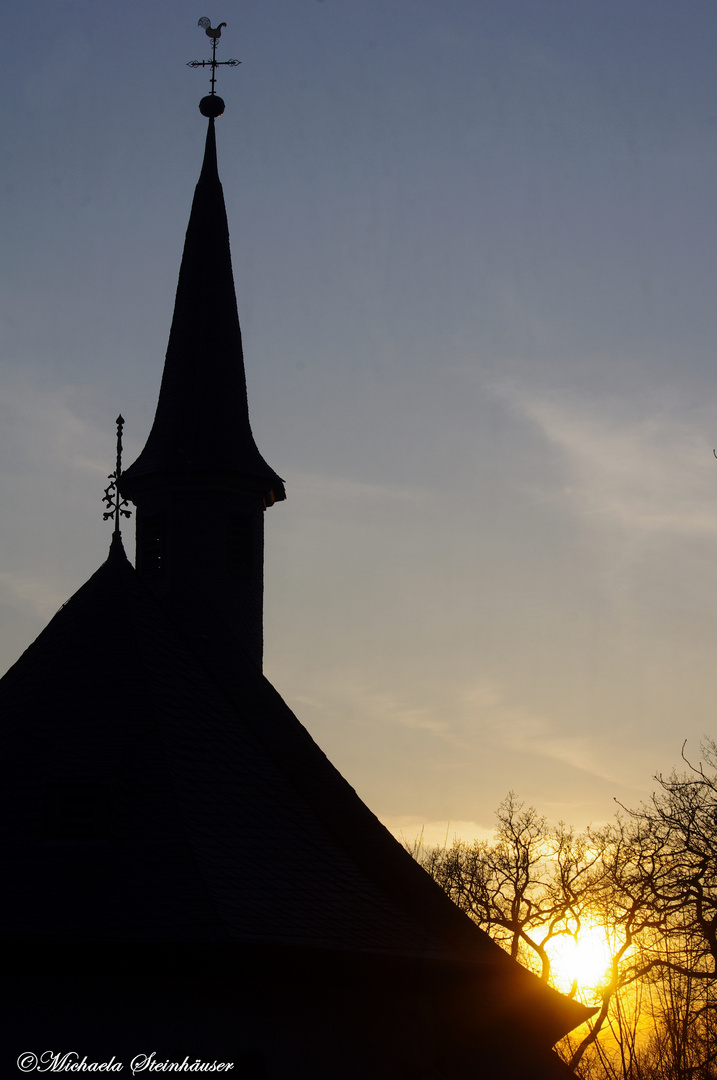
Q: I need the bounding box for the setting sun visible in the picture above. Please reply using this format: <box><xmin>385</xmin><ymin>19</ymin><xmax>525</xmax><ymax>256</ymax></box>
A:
<box><xmin>548</xmin><ymin>924</ymin><xmax>614</xmax><ymax>994</ymax></box>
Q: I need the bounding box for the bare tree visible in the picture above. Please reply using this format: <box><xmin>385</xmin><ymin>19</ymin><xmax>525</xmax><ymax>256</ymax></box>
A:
<box><xmin>410</xmin><ymin>758</ymin><xmax>717</xmax><ymax>1080</ymax></box>
<box><xmin>412</xmin><ymin>793</ymin><xmax>600</xmax><ymax>984</ymax></box>
<box><xmin>618</xmin><ymin>740</ymin><xmax>717</xmax><ymax>1079</ymax></box>
<box><xmin>565</xmin><ymin>816</ymin><xmax>671</xmax><ymax>1073</ymax></box>
<box><xmin>628</xmin><ymin>740</ymin><xmax>717</xmax><ymax>981</ymax></box>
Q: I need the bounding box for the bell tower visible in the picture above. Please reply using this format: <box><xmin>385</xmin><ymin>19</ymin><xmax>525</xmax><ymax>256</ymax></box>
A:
<box><xmin>119</xmin><ymin>36</ymin><xmax>284</xmax><ymax>668</ymax></box>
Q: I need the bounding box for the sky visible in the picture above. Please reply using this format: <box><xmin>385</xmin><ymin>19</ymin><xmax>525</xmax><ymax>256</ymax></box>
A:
<box><xmin>2</xmin><ymin>0</ymin><xmax>717</xmax><ymax>845</ymax></box>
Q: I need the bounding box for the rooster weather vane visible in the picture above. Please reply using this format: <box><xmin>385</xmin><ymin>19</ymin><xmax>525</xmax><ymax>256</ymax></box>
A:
<box><xmin>187</xmin><ymin>18</ymin><xmax>240</xmax><ymax>117</ymax></box>
<box><xmin>102</xmin><ymin>415</ymin><xmax>131</xmax><ymax>536</ymax></box>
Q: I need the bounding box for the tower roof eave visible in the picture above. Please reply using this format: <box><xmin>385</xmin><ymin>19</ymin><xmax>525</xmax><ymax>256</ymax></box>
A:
<box><xmin>119</xmin><ymin>465</ymin><xmax>285</xmax><ymax>506</ymax></box>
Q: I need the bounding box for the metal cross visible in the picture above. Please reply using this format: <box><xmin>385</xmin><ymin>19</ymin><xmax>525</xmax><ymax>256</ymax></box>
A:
<box><xmin>187</xmin><ymin>18</ymin><xmax>240</xmax><ymax>99</ymax></box>
<box><xmin>102</xmin><ymin>415</ymin><xmax>131</xmax><ymax>535</ymax></box>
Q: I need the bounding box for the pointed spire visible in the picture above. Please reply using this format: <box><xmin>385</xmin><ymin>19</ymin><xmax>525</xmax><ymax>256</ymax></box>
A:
<box><xmin>120</xmin><ymin>119</ymin><xmax>284</xmax><ymax>507</ymax></box>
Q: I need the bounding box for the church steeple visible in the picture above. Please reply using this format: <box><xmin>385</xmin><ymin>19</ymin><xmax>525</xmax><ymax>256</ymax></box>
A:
<box><xmin>120</xmin><ymin>118</ymin><xmax>284</xmax><ymax>503</ymax></box>
<box><xmin>119</xmin><ymin>108</ymin><xmax>284</xmax><ymax>669</ymax></box>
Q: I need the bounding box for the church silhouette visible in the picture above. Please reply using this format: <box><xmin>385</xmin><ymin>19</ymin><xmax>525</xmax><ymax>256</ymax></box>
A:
<box><xmin>0</xmin><ymin>76</ymin><xmax>590</xmax><ymax>1079</ymax></box>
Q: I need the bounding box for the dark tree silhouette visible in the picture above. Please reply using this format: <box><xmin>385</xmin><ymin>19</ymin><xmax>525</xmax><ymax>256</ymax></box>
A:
<box><xmin>626</xmin><ymin>740</ymin><xmax>717</xmax><ymax>981</ymax></box>
<box><xmin>411</xmin><ymin>793</ymin><xmax>601</xmax><ymax>985</ymax></box>
<box><xmin>409</xmin><ymin>756</ymin><xmax>717</xmax><ymax>1080</ymax></box>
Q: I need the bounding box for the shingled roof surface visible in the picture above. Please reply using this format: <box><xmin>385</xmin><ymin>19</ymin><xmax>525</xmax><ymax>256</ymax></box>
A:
<box><xmin>0</xmin><ymin>534</ymin><xmax>501</xmax><ymax>951</ymax></box>
<box><xmin>0</xmin><ymin>535</ymin><xmax>590</xmax><ymax>1051</ymax></box>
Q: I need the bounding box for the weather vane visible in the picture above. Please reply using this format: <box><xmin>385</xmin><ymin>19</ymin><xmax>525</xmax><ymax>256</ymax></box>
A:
<box><xmin>102</xmin><ymin>415</ymin><xmax>131</xmax><ymax>535</ymax></box>
<box><xmin>187</xmin><ymin>18</ymin><xmax>240</xmax><ymax>118</ymax></box>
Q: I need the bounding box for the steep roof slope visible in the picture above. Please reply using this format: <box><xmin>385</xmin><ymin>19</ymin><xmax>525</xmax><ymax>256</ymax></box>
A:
<box><xmin>0</xmin><ymin>534</ymin><xmax>589</xmax><ymax>1049</ymax></box>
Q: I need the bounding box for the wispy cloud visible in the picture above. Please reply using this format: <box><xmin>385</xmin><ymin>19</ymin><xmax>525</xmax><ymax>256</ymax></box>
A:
<box><xmin>280</xmin><ymin>661</ymin><xmax>623</xmax><ymax>787</ymax></box>
<box><xmin>463</xmin><ymin>676</ymin><xmax>622</xmax><ymax>784</ymax></box>
<box><xmin>297</xmin><ymin>669</ymin><xmax>454</xmax><ymax>740</ymax></box>
<box><xmin>288</xmin><ymin>471</ymin><xmax>428</xmax><ymax>508</ymax></box>
<box><xmin>0</xmin><ymin>370</ymin><xmax>109</xmax><ymax>478</ymax></box>
<box><xmin>492</xmin><ymin>380</ymin><xmax>717</xmax><ymax>539</ymax></box>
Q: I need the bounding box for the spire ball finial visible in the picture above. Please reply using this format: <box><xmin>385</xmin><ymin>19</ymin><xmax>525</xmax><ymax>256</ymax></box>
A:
<box><xmin>199</xmin><ymin>94</ymin><xmax>225</xmax><ymax>118</ymax></box>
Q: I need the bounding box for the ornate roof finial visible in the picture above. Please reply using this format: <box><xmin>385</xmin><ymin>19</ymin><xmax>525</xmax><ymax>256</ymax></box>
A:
<box><xmin>102</xmin><ymin>415</ymin><xmax>132</xmax><ymax>536</ymax></box>
<box><xmin>187</xmin><ymin>18</ymin><xmax>240</xmax><ymax>118</ymax></box>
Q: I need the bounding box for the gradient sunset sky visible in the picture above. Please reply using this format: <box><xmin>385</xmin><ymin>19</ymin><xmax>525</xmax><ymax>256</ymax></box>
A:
<box><xmin>3</xmin><ymin>0</ymin><xmax>717</xmax><ymax>843</ymax></box>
